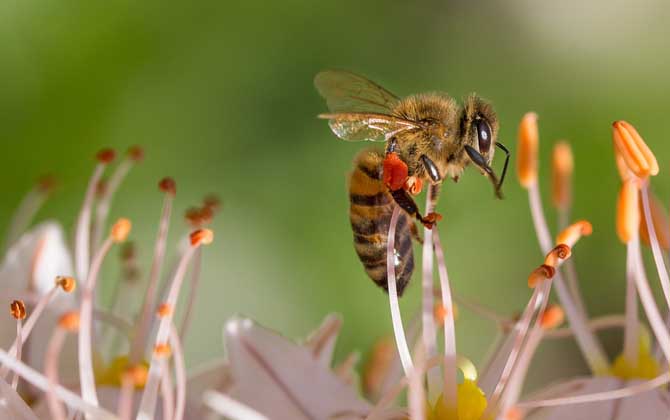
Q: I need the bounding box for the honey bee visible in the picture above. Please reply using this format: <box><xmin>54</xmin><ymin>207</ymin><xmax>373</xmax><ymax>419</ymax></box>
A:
<box><xmin>315</xmin><ymin>70</ymin><xmax>509</xmax><ymax>295</ymax></box>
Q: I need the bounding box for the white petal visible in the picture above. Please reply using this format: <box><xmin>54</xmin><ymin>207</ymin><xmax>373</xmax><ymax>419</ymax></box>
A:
<box><xmin>224</xmin><ymin>317</ymin><xmax>371</xmax><ymax>420</ymax></box>
<box><xmin>303</xmin><ymin>313</ymin><xmax>342</xmax><ymax>366</ymax></box>
<box><xmin>0</xmin><ymin>378</ymin><xmax>39</xmax><ymax>420</ymax></box>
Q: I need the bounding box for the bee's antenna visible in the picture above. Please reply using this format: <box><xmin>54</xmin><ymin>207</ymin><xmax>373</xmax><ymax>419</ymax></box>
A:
<box><xmin>495</xmin><ymin>142</ymin><xmax>510</xmax><ymax>192</ymax></box>
<box><xmin>464</xmin><ymin>145</ymin><xmax>503</xmax><ymax>199</ymax></box>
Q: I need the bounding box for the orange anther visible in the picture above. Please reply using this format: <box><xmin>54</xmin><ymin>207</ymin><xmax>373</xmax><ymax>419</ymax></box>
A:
<box><xmin>10</xmin><ymin>300</ymin><xmax>26</xmax><ymax>320</ymax></box>
<box><xmin>154</xmin><ymin>343</ymin><xmax>172</xmax><ymax>358</ymax></box>
<box><xmin>612</xmin><ymin>121</ymin><xmax>659</xmax><ymax>179</ymax></box>
<box><xmin>540</xmin><ymin>305</ymin><xmax>565</xmax><ymax>330</ymax></box>
<box><xmin>59</xmin><ymin>312</ymin><xmax>80</xmax><ymax>332</ymax></box>
<box><xmin>111</xmin><ymin>218</ymin><xmax>132</xmax><ymax>243</ymax></box>
<box><xmin>157</xmin><ymin>303</ymin><xmax>172</xmax><ymax>318</ymax></box>
<box><xmin>190</xmin><ymin>229</ymin><xmax>214</xmax><ymax>246</ymax></box>
<box><xmin>56</xmin><ymin>276</ymin><xmax>77</xmax><ymax>293</ymax></box>
<box><xmin>543</xmin><ymin>244</ymin><xmax>572</xmax><ymax>268</ymax></box>
<box><xmin>528</xmin><ymin>264</ymin><xmax>555</xmax><ymax>288</ymax></box>
<box><xmin>517</xmin><ymin>112</ymin><xmax>539</xmax><ymax>188</ymax></box>
<box><xmin>556</xmin><ymin>220</ymin><xmax>593</xmax><ymax>247</ymax></box>
<box><xmin>551</xmin><ymin>142</ymin><xmax>573</xmax><ymax>210</ymax></box>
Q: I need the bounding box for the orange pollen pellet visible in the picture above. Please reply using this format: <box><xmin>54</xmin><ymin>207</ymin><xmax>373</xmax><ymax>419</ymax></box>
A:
<box><xmin>96</xmin><ymin>148</ymin><xmax>116</xmax><ymax>164</ymax></box>
<box><xmin>124</xmin><ymin>365</ymin><xmax>148</xmax><ymax>386</ymax></box>
<box><xmin>59</xmin><ymin>312</ymin><xmax>80</xmax><ymax>331</ymax></box>
<box><xmin>111</xmin><ymin>218</ymin><xmax>132</xmax><ymax>243</ymax></box>
<box><xmin>158</xmin><ymin>177</ymin><xmax>177</xmax><ymax>195</ymax></box>
<box><xmin>528</xmin><ymin>264</ymin><xmax>555</xmax><ymax>288</ymax></box>
<box><xmin>154</xmin><ymin>343</ymin><xmax>172</xmax><ymax>358</ymax></box>
<box><xmin>612</xmin><ymin>120</ymin><xmax>659</xmax><ymax>179</ymax></box>
<box><xmin>616</xmin><ymin>180</ymin><xmax>640</xmax><ymax>244</ymax></box>
<box><xmin>544</xmin><ymin>244</ymin><xmax>572</xmax><ymax>268</ymax></box>
<box><xmin>404</xmin><ymin>176</ymin><xmax>423</xmax><ymax>196</ymax></box>
<box><xmin>127</xmin><ymin>146</ymin><xmax>145</xmax><ymax>162</ymax></box>
<box><xmin>190</xmin><ymin>229</ymin><xmax>214</xmax><ymax>246</ymax></box>
<box><xmin>517</xmin><ymin>112</ymin><xmax>539</xmax><ymax>188</ymax></box>
<box><xmin>55</xmin><ymin>276</ymin><xmax>77</xmax><ymax>293</ymax></box>
<box><xmin>551</xmin><ymin>142</ymin><xmax>573</xmax><ymax>210</ymax></box>
<box><xmin>10</xmin><ymin>300</ymin><xmax>26</xmax><ymax>320</ymax></box>
<box><xmin>540</xmin><ymin>305</ymin><xmax>565</xmax><ymax>330</ymax></box>
<box><xmin>556</xmin><ymin>220</ymin><xmax>593</xmax><ymax>248</ymax></box>
<box><xmin>157</xmin><ymin>303</ymin><xmax>172</xmax><ymax>318</ymax></box>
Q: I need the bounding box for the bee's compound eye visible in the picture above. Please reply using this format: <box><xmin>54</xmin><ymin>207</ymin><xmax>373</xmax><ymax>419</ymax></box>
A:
<box><xmin>475</xmin><ymin>120</ymin><xmax>492</xmax><ymax>154</ymax></box>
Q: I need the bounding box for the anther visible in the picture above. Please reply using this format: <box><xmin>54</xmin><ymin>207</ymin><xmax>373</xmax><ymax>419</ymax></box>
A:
<box><xmin>544</xmin><ymin>244</ymin><xmax>572</xmax><ymax>267</ymax></box>
<box><xmin>127</xmin><ymin>146</ymin><xmax>145</xmax><ymax>162</ymax></box>
<box><xmin>157</xmin><ymin>303</ymin><xmax>172</xmax><ymax>318</ymax></box>
<box><xmin>55</xmin><ymin>276</ymin><xmax>77</xmax><ymax>293</ymax></box>
<box><xmin>10</xmin><ymin>300</ymin><xmax>26</xmax><ymax>320</ymax></box>
<box><xmin>59</xmin><ymin>312</ymin><xmax>80</xmax><ymax>332</ymax></box>
<box><xmin>96</xmin><ymin>148</ymin><xmax>117</xmax><ymax>164</ymax></box>
<box><xmin>612</xmin><ymin>121</ymin><xmax>659</xmax><ymax>179</ymax></box>
<box><xmin>154</xmin><ymin>343</ymin><xmax>172</xmax><ymax>358</ymax></box>
<box><xmin>551</xmin><ymin>141</ymin><xmax>573</xmax><ymax>210</ymax></box>
<box><xmin>185</xmin><ymin>207</ymin><xmax>203</xmax><ymax>227</ymax></box>
<box><xmin>158</xmin><ymin>177</ymin><xmax>176</xmax><ymax>196</ymax></box>
<box><xmin>556</xmin><ymin>220</ymin><xmax>593</xmax><ymax>247</ymax></box>
<box><xmin>111</xmin><ymin>218</ymin><xmax>132</xmax><ymax>243</ymax></box>
<box><xmin>517</xmin><ymin>112</ymin><xmax>539</xmax><ymax>188</ymax></box>
<box><xmin>528</xmin><ymin>264</ymin><xmax>555</xmax><ymax>288</ymax></box>
<box><xmin>540</xmin><ymin>305</ymin><xmax>565</xmax><ymax>330</ymax></box>
<box><xmin>203</xmin><ymin>194</ymin><xmax>221</xmax><ymax>212</ymax></box>
<box><xmin>124</xmin><ymin>364</ymin><xmax>148</xmax><ymax>387</ymax></box>
<box><xmin>190</xmin><ymin>229</ymin><xmax>214</xmax><ymax>246</ymax></box>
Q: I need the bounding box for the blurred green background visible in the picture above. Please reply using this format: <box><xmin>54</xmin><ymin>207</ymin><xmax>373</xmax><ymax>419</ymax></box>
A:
<box><xmin>2</xmin><ymin>0</ymin><xmax>670</xmax><ymax>391</ymax></box>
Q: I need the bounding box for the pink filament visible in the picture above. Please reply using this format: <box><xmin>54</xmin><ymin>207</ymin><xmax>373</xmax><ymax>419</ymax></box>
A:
<box><xmin>11</xmin><ymin>320</ymin><xmax>22</xmax><ymax>390</ymax></box>
<box><xmin>75</xmin><ymin>164</ymin><xmax>105</xmax><ymax>284</ymax></box>
<box><xmin>422</xmin><ymin>189</ymin><xmax>439</xmax><ymax>400</ymax></box>
<box><xmin>45</xmin><ymin>328</ymin><xmax>68</xmax><ymax>420</ymax></box>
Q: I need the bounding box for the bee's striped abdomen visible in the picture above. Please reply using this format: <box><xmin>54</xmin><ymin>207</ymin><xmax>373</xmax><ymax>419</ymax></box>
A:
<box><xmin>349</xmin><ymin>149</ymin><xmax>414</xmax><ymax>296</ymax></box>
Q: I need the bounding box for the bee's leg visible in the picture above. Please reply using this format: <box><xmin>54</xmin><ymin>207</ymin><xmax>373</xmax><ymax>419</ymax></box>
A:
<box><xmin>464</xmin><ymin>145</ymin><xmax>503</xmax><ymax>199</ymax></box>
<box><xmin>390</xmin><ymin>188</ymin><xmax>442</xmax><ymax>229</ymax></box>
<box><xmin>410</xmin><ymin>222</ymin><xmax>423</xmax><ymax>244</ymax></box>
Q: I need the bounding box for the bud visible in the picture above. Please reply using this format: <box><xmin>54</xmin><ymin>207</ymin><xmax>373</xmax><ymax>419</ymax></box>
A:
<box><xmin>517</xmin><ymin>112</ymin><xmax>539</xmax><ymax>188</ymax></box>
<box><xmin>612</xmin><ymin>121</ymin><xmax>658</xmax><ymax>179</ymax></box>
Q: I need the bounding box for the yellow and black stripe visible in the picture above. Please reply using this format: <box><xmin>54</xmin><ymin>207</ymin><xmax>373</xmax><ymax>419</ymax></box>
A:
<box><xmin>349</xmin><ymin>148</ymin><xmax>414</xmax><ymax>296</ymax></box>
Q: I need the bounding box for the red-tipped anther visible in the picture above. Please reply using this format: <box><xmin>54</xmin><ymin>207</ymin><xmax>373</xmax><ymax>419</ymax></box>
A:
<box><xmin>124</xmin><ymin>364</ymin><xmax>148</xmax><ymax>387</ymax></box>
<box><xmin>10</xmin><ymin>300</ymin><xmax>26</xmax><ymax>320</ymax></box>
<box><xmin>56</xmin><ymin>276</ymin><xmax>77</xmax><ymax>293</ymax></box>
<box><xmin>190</xmin><ymin>229</ymin><xmax>214</xmax><ymax>246</ymax></box>
<box><xmin>120</xmin><ymin>242</ymin><xmax>136</xmax><ymax>261</ymax></box>
<box><xmin>59</xmin><ymin>312</ymin><xmax>80</xmax><ymax>332</ymax></box>
<box><xmin>96</xmin><ymin>148</ymin><xmax>116</xmax><ymax>164</ymax></box>
<box><xmin>37</xmin><ymin>174</ymin><xmax>58</xmax><ymax>194</ymax></box>
<box><xmin>156</xmin><ymin>303</ymin><xmax>172</xmax><ymax>318</ymax></box>
<box><xmin>528</xmin><ymin>264</ymin><xmax>555</xmax><ymax>288</ymax></box>
<box><xmin>158</xmin><ymin>177</ymin><xmax>176</xmax><ymax>196</ymax></box>
<box><xmin>382</xmin><ymin>152</ymin><xmax>409</xmax><ymax>191</ymax></box>
<box><xmin>203</xmin><ymin>194</ymin><xmax>221</xmax><ymax>212</ymax></box>
<box><xmin>543</xmin><ymin>244</ymin><xmax>572</xmax><ymax>268</ymax></box>
<box><xmin>185</xmin><ymin>207</ymin><xmax>202</xmax><ymax>227</ymax></box>
<box><xmin>540</xmin><ymin>305</ymin><xmax>565</xmax><ymax>330</ymax></box>
<box><xmin>556</xmin><ymin>220</ymin><xmax>593</xmax><ymax>248</ymax></box>
<box><xmin>154</xmin><ymin>343</ymin><xmax>172</xmax><ymax>358</ymax></box>
<box><xmin>111</xmin><ymin>218</ymin><xmax>132</xmax><ymax>243</ymax></box>
<box><xmin>199</xmin><ymin>206</ymin><xmax>214</xmax><ymax>225</ymax></box>
<box><xmin>127</xmin><ymin>146</ymin><xmax>145</xmax><ymax>162</ymax></box>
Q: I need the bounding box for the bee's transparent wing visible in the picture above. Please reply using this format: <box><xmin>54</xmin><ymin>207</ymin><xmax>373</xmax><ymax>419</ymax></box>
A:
<box><xmin>319</xmin><ymin>112</ymin><xmax>419</xmax><ymax>142</ymax></box>
<box><xmin>314</xmin><ymin>70</ymin><xmax>400</xmax><ymax>114</ymax></box>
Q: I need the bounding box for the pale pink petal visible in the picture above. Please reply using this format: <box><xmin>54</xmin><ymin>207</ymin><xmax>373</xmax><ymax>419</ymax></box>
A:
<box><xmin>224</xmin><ymin>317</ymin><xmax>371</xmax><ymax>420</ymax></box>
<box><xmin>0</xmin><ymin>377</ymin><xmax>40</xmax><ymax>420</ymax></box>
<box><xmin>303</xmin><ymin>313</ymin><xmax>342</xmax><ymax>366</ymax></box>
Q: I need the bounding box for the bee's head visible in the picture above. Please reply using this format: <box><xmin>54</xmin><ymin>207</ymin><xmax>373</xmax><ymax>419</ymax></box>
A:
<box><xmin>461</xmin><ymin>95</ymin><xmax>499</xmax><ymax>167</ymax></box>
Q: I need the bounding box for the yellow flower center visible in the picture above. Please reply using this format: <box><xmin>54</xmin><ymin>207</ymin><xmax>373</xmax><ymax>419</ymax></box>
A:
<box><xmin>429</xmin><ymin>380</ymin><xmax>488</xmax><ymax>420</ymax></box>
<box><xmin>96</xmin><ymin>355</ymin><xmax>149</xmax><ymax>388</ymax></box>
<box><xmin>611</xmin><ymin>333</ymin><xmax>660</xmax><ymax>380</ymax></box>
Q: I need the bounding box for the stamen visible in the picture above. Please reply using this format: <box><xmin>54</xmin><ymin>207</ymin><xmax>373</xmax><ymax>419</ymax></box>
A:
<box><xmin>612</xmin><ymin>121</ymin><xmax>659</xmax><ymax>179</ymax></box>
<box><xmin>202</xmin><ymin>390</ymin><xmax>269</xmax><ymax>420</ymax></box>
<box><xmin>543</xmin><ymin>244</ymin><xmax>572</xmax><ymax>268</ymax></box>
<box><xmin>384</xmin><ymin>207</ymin><xmax>413</xmax><ymax>376</ymax></box>
<box><xmin>202</xmin><ymin>194</ymin><xmax>221</xmax><ymax>213</ymax></box>
<box><xmin>615</xmin><ymin>148</ymin><xmax>633</xmax><ymax>182</ymax></box>
<box><xmin>136</xmin><ymin>229</ymin><xmax>212</xmax><ymax>420</ymax></box>
<box><xmin>75</xmin><ymin>149</ymin><xmax>114</xmax><ymax>283</ymax></box>
<box><xmin>79</xmin><ymin>219</ymin><xmax>131</xmax><ymax>408</ymax></box>
<box><xmin>639</xmin><ymin>189</ymin><xmax>670</xmax><ymax>250</ymax></box>
<box><xmin>640</xmin><ymin>185</ymin><xmax>670</xmax><ymax>312</ymax></box>
<box><xmin>421</xmin><ymin>186</ymin><xmax>440</xmax><ymax>401</ymax></box>
<box><xmin>556</xmin><ymin>220</ymin><xmax>592</xmax><ymax>247</ymax></box>
<box><xmin>0</xmin><ymin>348</ymin><xmax>117</xmax><ymax>419</ymax></box>
<box><xmin>179</xmin><ymin>247</ymin><xmax>202</xmax><ymax>340</ymax></box>
<box><xmin>170</xmin><ymin>326</ymin><xmax>187</xmax><ymax>420</ymax></box>
<box><xmin>551</xmin><ymin>141</ymin><xmax>573</xmax><ymax>211</ymax></box>
<box><xmin>407</xmin><ymin>344</ymin><xmax>426</xmax><ymax>420</ymax></box>
<box><xmin>617</xmin><ymin>180</ymin><xmax>641</xmax><ymax>244</ymax></box>
<box><xmin>56</xmin><ymin>276</ymin><xmax>77</xmax><ymax>293</ymax></box>
<box><xmin>129</xmin><ymin>177</ymin><xmax>176</xmax><ymax>367</ymax></box>
<box><xmin>517</xmin><ymin>112</ymin><xmax>539</xmax><ymax>188</ymax></box>
<box><xmin>10</xmin><ymin>300</ymin><xmax>25</xmax><ymax>390</ymax></box>
<box><xmin>157</xmin><ymin>303</ymin><xmax>172</xmax><ymax>317</ymax></box>
<box><xmin>91</xmin><ymin>146</ymin><xmax>143</xmax><ymax>249</ymax></box>
<box><xmin>4</xmin><ymin>175</ymin><xmax>56</xmax><ymax>252</ymax></box>
<box><xmin>46</xmin><ymin>312</ymin><xmax>79</xmax><ymax>420</ymax></box>
<box><xmin>160</xmin><ymin>367</ymin><xmax>174</xmax><ymax>420</ymax></box>
<box><xmin>528</xmin><ymin>265</ymin><xmax>555</xmax><ymax>288</ymax></box>
<box><xmin>433</xmin><ymin>228</ymin><xmax>458</xmax><ymax>410</ymax></box>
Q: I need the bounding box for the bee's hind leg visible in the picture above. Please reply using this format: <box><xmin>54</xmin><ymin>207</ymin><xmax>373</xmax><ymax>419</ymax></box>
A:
<box><xmin>390</xmin><ymin>188</ymin><xmax>442</xmax><ymax>229</ymax></box>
